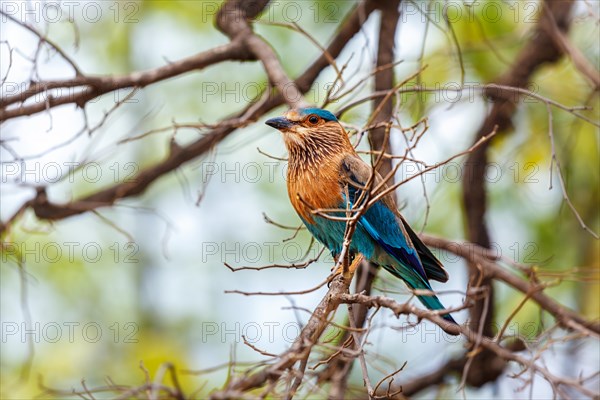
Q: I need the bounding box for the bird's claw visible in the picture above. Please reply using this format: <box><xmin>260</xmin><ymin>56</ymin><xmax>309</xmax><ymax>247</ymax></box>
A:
<box><xmin>329</xmin><ymin>254</ymin><xmax>363</xmax><ymax>285</ymax></box>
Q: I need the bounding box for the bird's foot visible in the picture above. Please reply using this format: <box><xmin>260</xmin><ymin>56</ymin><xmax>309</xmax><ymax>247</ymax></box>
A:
<box><xmin>330</xmin><ymin>253</ymin><xmax>363</xmax><ymax>283</ymax></box>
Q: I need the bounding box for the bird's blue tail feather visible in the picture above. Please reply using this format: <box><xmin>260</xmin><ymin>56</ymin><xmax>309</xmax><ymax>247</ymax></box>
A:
<box><xmin>381</xmin><ymin>264</ymin><xmax>457</xmax><ymax>324</ymax></box>
<box><xmin>415</xmin><ymin>292</ymin><xmax>457</xmax><ymax>324</ymax></box>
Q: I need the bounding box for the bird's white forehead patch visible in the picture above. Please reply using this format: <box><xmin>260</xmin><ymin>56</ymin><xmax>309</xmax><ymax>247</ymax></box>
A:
<box><xmin>284</xmin><ymin>109</ymin><xmax>304</xmax><ymax>122</ymax></box>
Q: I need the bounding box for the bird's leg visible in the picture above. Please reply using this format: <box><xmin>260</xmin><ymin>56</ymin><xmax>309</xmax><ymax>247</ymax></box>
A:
<box><xmin>343</xmin><ymin>251</ymin><xmax>354</xmax><ymax>276</ymax></box>
<box><xmin>332</xmin><ymin>253</ymin><xmax>363</xmax><ymax>281</ymax></box>
<box><xmin>346</xmin><ymin>253</ymin><xmax>363</xmax><ymax>280</ymax></box>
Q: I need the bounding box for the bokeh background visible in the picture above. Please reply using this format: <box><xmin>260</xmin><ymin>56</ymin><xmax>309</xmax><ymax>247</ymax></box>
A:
<box><xmin>1</xmin><ymin>0</ymin><xmax>598</xmax><ymax>398</ymax></box>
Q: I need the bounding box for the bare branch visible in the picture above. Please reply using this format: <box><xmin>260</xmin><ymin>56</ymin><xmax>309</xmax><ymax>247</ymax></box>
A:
<box><xmin>0</xmin><ymin>41</ymin><xmax>252</xmax><ymax>119</ymax></box>
<box><xmin>1</xmin><ymin>0</ymin><xmax>379</xmax><ymax>234</ymax></box>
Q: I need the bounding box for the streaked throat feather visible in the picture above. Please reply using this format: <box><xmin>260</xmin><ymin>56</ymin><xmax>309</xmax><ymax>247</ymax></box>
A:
<box><xmin>285</xmin><ymin>126</ymin><xmax>354</xmax><ymax>222</ymax></box>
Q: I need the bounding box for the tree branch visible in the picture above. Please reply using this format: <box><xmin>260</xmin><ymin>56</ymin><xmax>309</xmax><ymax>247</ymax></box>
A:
<box><xmin>461</xmin><ymin>0</ymin><xmax>575</xmax><ymax>388</ymax></box>
<box><xmin>322</xmin><ymin>1</ymin><xmax>400</xmax><ymax>396</ymax></box>
<box><xmin>210</xmin><ymin>260</ymin><xmax>359</xmax><ymax>399</ymax></box>
<box><xmin>1</xmin><ymin>0</ymin><xmax>378</xmax><ymax>233</ymax></box>
<box><xmin>0</xmin><ymin>41</ymin><xmax>253</xmax><ymax>120</ymax></box>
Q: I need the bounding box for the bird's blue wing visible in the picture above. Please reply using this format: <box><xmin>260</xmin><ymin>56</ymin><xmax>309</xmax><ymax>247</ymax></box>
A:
<box><xmin>338</xmin><ymin>155</ymin><xmax>456</xmax><ymax>324</ymax></box>
<box><xmin>339</xmin><ymin>156</ymin><xmax>428</xmax><ymax>280</ymax></box>
<box><xmin>400</xmin><ymin>214</ymin><xmax>449</xmax><ymax>282</ymax></box>
<box><xmin>352</xmin><ymin>196</ymin><xmax>429</xmax><ymax>282</ymax></box>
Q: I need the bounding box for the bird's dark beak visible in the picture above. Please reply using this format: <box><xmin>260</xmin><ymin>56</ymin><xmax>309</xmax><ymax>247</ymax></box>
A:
<box><xmin>265</xmin><ymin>116</ymin><xmax>292</xmax><ymax>130</ymax></box>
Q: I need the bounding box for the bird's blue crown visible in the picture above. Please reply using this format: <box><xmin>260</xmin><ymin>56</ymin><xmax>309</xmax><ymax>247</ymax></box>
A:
<box><xmin>297</xmin><ymin>108</ymin><xmax>337</xmax><ymax>122</ymax></box>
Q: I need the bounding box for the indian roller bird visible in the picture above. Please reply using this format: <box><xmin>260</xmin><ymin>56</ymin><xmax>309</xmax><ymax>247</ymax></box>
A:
<box><xmin>265</xmin><ymin>108</ymin><xmax>456</xmax><ymax>323</ymax></box>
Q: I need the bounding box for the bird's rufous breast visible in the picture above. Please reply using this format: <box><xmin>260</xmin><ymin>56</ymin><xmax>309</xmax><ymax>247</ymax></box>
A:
<box><xmin>287</xmin><ymin>157</ymin><xmax>345</xmax><ymax>223</ymax></box>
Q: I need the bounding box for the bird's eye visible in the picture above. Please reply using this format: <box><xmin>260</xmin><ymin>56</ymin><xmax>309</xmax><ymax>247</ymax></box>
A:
<box><xmin>308</xmin><ymin>115</ymin><xmax>319</xmax><ymax>125</ymax></box>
